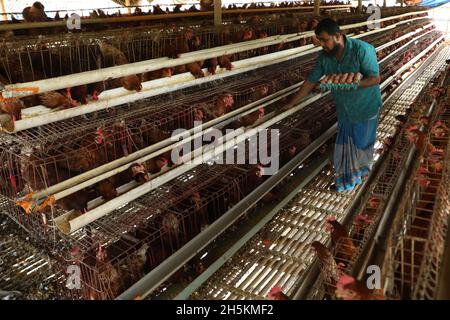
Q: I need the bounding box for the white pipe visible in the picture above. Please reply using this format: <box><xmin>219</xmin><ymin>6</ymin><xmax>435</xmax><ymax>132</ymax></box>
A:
<box><xmin>8</xmin><ymin>44</ymin><xmax>316</xmax><ymax>133</ymax></box>
<box><xmin>55</xmin><ymin>93</ymin><xmax>325</xmax><ymax>234</ymax></box>
<box><xmin>0</xmin><ymin>5</ymin><xmax>355</xmax><ymax>32</ymax></box>
<box><xmin>48</xmin><ymin>86</ymin><xmax>302</xmax><ymax>205</ymax></box>
<box><xmin>19</xmin><ymin>17</ymin><xmax>430</xmax><ymax>205</ymax></box>
<box><xmin>379</xmin><ymin>29</ymin><xmax>435</xmax><ymax>65</ymax></box>
<box><xmin>2</xmin><ymin>11</ymin><xmax>428</xmax><ymax>99</ymax></box>
<box><xmin>379</xmin><ymin>35</ymin><xmax>444</xmax><ymax>91</ymax></box>
<box><xmin>2</xmin><ymin>34</ymin><xmax>311</xmax><ymax>99</ymax></box>
<box><xmin>25</xmin><ymin>82</ymin><xmax>304</xmax><ymax>204</ymax></box>
<box><xmin>395</xmin><ymin>36</ymin><xmax>444</xmax><ymax>75</ymax></box>
<box><xmin>375</xmin><ymin>23</ymin><xmax>434</xmax><ymax>53</ymax></box>
<box><xmin>7</xmin><ymin>15</ymin><xmax>426</xmax><ymax>133</ymax></box>
<box><xmin>55</xmin><ymin>31</ymin><xmax>444</xmax><ymax>234</ymax></box>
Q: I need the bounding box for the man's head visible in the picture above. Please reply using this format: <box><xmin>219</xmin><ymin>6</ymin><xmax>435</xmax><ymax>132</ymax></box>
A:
<box><xmin>315</xmin><ymin>18</ymin><xmax>344</xmax><ymax>56</ymax></box>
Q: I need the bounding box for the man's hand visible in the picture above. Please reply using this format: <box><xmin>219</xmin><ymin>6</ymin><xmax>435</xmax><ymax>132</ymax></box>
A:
<box><xmin>359</xmin><ymin>75</ymin><xmax>381</xmax><ymax>88</ymax></box>
<box><xmin>277</xmin><ymin>80</ymin><xmax>316</xmax><ymax>114</ymax></box>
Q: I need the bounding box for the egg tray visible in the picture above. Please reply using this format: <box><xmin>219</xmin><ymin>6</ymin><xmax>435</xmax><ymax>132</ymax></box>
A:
<box><xmin>319</xmin><ymin>82</ymin><xmax>360</xmax><ymax>91</ymax></box>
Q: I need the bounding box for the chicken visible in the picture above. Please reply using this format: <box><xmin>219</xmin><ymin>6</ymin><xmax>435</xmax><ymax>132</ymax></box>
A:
<box><xmin>280</xmin><ymin>144</ymin><xmax>299</xmax><ymax>166</ymax></box>
<box><xmin>160</xmin><ymin>211</ymin><xmax>183</xmax><ymax>251</ymax></box>
<box><xmin>146</xmin><ymin>157</ymin><xmax>169</xmax><ymax>174</ymax></box>
<box><xmin>153</xmin><ymin>5</ymin><xmax>167</xmax><ymax>15</ymax></box>
<box><xmin>335</xmin><ymin>274</ymin><xmax>384</xmax><ymax>300</ymax></box>
<box><xmin>116</xmin><ymin>74</ymin><xmax>143</xmax><ymax>92</ymax></box>
<box><xmin>0</xmin><ymin>98</ymin><xmax>24</xmax><ymax>122</ymax></box>
<box><xmin>200</xmin><ymin>0</ymin><xmax>214</xmax><ymax>11</ymax></box>
<box><xmin>39</xmin><ymin>89</ymin><xmax>77</xmax><ymax>109</ymax></box>
<box><xmin>188</xmin><ymin>191</ymin><xmax>210</xmax><ymax>237</ymax></box>
<box><xmin>217</xmin><ymin>55</ymin><xmax>234</xmax><ymax>71</ymax></box>
<box><xmin>230</xmin><ymin>108</ymin><xmax>265</xmax><ymax>129</ymax></box>
<box><xmin>205</xmin><ymin>58</ymin><xmax>218</xmax><ymax>75</ymax></box>
<box><xmin>189</xmin><ymin>35</ymin><xmax>202</xmax><ymax>52</ymax></box>
<box><xmin>56</xmin><ymin>189</ymin><xmax>93</xmax><ymax>214</ymax></box>
<box><xmin>22</xmin><ymin>2</ymin><xmax>47</xmax><ymax>22</ymax></box>
<box><xmin>20</xmin><ymin>153</ymin><xmax>73</xmax><ymax>193</ymax></box>
<box><xmin>70</xmin><ymin>85</ymin><xmax>89</xmax><ymax>105</ymax></box>
<box><xmin>430</xmin><ymin>86</ymin><xmax>446</xmax><ymax>99</ymax></box>
<box><xmin>142</xmin><ymin>125</ymin><xmax>169</xmax><ymax>144</ymax></box>
<box><xmin>90</xmin><ymin>245</ymin><xmax>122</xmax><ymax>299</ymax></box>
<box><xmin>96</xmin><ymin>178</ymin><xmax>118</xmax><ymax>201</ymax></box>
<box><xmin>163</xmin><ymin>43</ymin><xmax>179</xmax><ymax>59</ymax></box>
<box><xmin>250</xmin><ymin>84</ymin><xmax>269</xmax><ymax>103</ymax></box>
<box><xmin>144</xmin><ymin>238</ymin><xmax>169</xmax><ymax>272</ymax></box>
<box><xmin>174</xmin><ymin>29</ymin><xmax>193</xmax><ymax>57</ymax></box>
<box><xmin>143</xmin><ymin>68</ymin><xmax>173</xmax><ymax>81</ymax></box>
<box><xmin>257</xmin><ymin>31</ymin><xmax>269</xmax><ymax>55</ymax></box>
<box><xmin>87</xmin><ymin>81</ymin><xmax>106</xmax><ymax>101</ymax></box>
<box><xmin>98</xmin><ymin>42</ymin><xmax>142</xmax><ymax>92</ymax></box>
<box><xmin>0</xmin><ymin>76</ymin><xmax>24</xmax><ymax>121</ymax></box>
<box><xmin>205</xmin><ymin>93</ymin><xmax>234</xmax><ymax>119</ymax></box>
<box><xmin>311</xmin><ymin>241</ymin><xmax>343</xmax><ymax>298</ymax></box>
<box><xmin>246</xmin><ymin>164</ymin><xmax>265</xmax><ymax>192</ymax></box>
<box><xmin>395</xmin><ymin>114</ymin><xmax>408</xmax><ymax>125</ymax></box>
<box><xmin>234</xmin><ymin>28</ymin><xmax>254</xmax><ymax>43</ymax></box>
<box><xmin>352</xmin><ymin>211</ymin><xmax>375</xmax><ymax>242</ymax></box>
<box><xmin>173</xmin><ymin>4</ymin><xmax>182</xmax><ymax>13</ymax></box>
<box><xmin>326</xmin><ymin>219</ymin><xmax>357</xmax><ymax>265</ymax></box>
<box><xmin>267</xmin><ymin>285</ymin><xmax>290</xmax><ymax>300</ymax></box>
<box><xmin>431</xmin><ymin>120</ymin><xmax>448</xmax><ymax>138</ymax></box>
<box><xmin>186</xmin><ymin>62</ymin><xmax>205</xmax><ymax>78</ymax></box>
<box><xmin>122</xmin><ymin>243</ymin><xmax>149</xmax><ymax>287</ymax></box>
<box><xmin>406</xmin><ymin>128</ymin><xmax>429</xmax><ymax>155</ymax></box>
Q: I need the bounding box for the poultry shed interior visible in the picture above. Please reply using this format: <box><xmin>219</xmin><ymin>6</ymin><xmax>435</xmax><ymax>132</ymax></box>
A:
<box><xmin>1</xmin><ymin>0</ymin><xmax>450</xmax><ymax>302</ymax></box>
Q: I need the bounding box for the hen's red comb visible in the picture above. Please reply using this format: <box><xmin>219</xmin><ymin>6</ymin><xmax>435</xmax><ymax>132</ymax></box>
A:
<box><xmin>269</xmin><ymin>285</ymin><xmax>282</xmax><ymax>295</ymax></box>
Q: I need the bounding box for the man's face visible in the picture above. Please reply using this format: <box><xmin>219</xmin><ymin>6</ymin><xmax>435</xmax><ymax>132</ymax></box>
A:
<box><xmin>317</xmin><ymin>31</ymin><xmax>341</xmax><ymax>56</ymax></box>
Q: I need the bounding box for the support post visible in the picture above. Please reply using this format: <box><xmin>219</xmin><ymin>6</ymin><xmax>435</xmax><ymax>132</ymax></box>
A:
<box><xmin>214</xmin><ymin>0</ymin><xmax>222</xmax><ymax>26</ymax></box>
<box><xmin>314</xmin><ymin>0</ymin><xmax>320</xmax><ymax>17</ymax></box>
<box><xmin>0</xmin><ymin>0</ymin><xmax>7</xmax><ymax>21</ymax></box>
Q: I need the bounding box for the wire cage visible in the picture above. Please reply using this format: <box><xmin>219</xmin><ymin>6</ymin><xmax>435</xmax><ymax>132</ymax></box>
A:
<box><xmin>0</xmin><ymin>9</ymin><xmax>432</xmax><ymax>87</ymax></box>
<box><xmin>193</xmin><ymin>168</ymin><xmax>355</xmax><ymax>300</ymax></box>
<box><xmin>305</xmin><ymin>46</ymin><xmax>450</xmax><ymax>300</ymax></box>
<box><xmin>376</xmin><ymin>67</ymin><xmax>450</xmax><ymax>300</ymax></box>
<box><xmin>0</xmin><ymin>11</ymin><xmax>441</xmax><ymax>300</ymax></box>
<box><xmin>52</xmin><ymin>163</ymin><xmax>256</xmax><ymax>299</ymax></box>
<box><xmin>0</xmin><ymin>50</ymin><xmax>323</xmax><ymax>246</ymax></box>
<box><xmin>1</xmin><ymin>15</ymin><xmax>316</xmax><ymax>86</ymax></box>
<box><xmin>0</xmin><ymin>213</ymin><xmax>60</xmax><ymax>299</ymax></box>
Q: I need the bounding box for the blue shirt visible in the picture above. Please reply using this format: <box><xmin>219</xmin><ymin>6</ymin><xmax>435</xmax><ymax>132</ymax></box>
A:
<box><xmin>307</xmin><ymin>36</ymin><xmax>382</xmax><ymax>123</ymax></box>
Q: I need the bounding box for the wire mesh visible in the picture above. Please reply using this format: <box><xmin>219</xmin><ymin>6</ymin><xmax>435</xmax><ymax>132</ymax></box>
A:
<box><xmin>194</xmin><ymin>40</ymin><xmax>450</xmax><ymax>301</ymax></box>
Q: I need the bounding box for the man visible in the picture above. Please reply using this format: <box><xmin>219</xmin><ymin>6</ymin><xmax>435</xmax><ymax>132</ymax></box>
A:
<box><xmin>284</xmin><ymin>18</ymin><xmax>382</xmax><ymax>192</ymax></box>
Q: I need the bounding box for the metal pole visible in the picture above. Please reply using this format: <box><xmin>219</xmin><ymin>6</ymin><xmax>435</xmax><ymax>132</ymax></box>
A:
<box><xmin>175</xmin><ymin>150</ymin><xmax>333</xmax><ymax>300</ymax></box>
<box><xmin>214</xmin><ymin>0</ymin><xmax>222</xmax><ymax>26</ymax></box>
<box><xmin>294</xmin><ymin>44</ymin><xmax>445</xmax><ymax>299</ymax></box>
<box><xmin>314</xmin><ymin>0</ymin><xmax>320</xmax><ymax>17</ymax></box>
<box><xmin>352</xmin><ymin>47</ymin><xmax>446</xmax><ymax>282</ymax></box>
<box><xmin>126</xmin><ymin>0</ymin><xmax>131</xmax><ymax>15</ymax></box>
<box><xmin>0</xmin><ymin>0</ymin><xmax>6</xmax><ymax>21</ymax></box>
<box><xmin>117</xmin><ymin>124</ymin><xmax>337</xmax><ymax>300</ymax></box>
<box><xmin>358</xmin><ymin>0</ymin><xmax>362</xmax><ymax>13</ymax></box>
